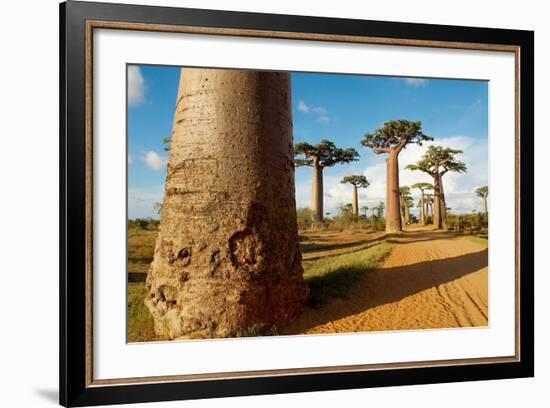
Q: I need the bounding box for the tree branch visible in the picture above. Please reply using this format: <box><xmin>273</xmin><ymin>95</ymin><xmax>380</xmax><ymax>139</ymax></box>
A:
<box><xmin>372</xmin><ymin>146</ymin><xmax>391</xmax><ymax>154</ymax></box>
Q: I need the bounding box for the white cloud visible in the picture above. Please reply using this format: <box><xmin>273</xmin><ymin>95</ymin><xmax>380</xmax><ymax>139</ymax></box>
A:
<box><xmin>297</xmin><ymin>100</ymin><xmax>310</xmax><ymax>113</ymax></box>
<box><xmin>128</xmin><ymin>66</ymin><xmax>146</xmax><ymax>107</ymax></box>
<box><xmin>296</xmin><ymin>135</ymin><xmax>488</xmax><ymax>216</ymax></box>
<box><xmin>311</xmin><ymin>106</ymin><xmax>327</xmax><ymax>114</ymax></box>
<box><xmin>128</xmin><ymin>154</ymin><xmax>133</xmax><ymax>165</ymax></box>
<box><xmin>403</xmin><ymin>77</ymin><xmax>428</xmax><ymax>88</ymax></box>
<box><xmin>141</xmin><ymin>151</ymin><xmax>167</xmax><ymax>171</ymax></box>
<box><xmin>297</xmin><ymin>100</ymin><xmax>331</xmax><ymax>124</ymax></box>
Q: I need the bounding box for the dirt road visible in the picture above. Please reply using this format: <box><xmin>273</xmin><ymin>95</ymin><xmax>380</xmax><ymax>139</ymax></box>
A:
<box><xmin>284</xmin><ymin>228</ymin><xmax>488</xmax><ymax>335</ymax></box>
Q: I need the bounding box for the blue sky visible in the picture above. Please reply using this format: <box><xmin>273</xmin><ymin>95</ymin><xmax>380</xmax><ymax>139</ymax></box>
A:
<box><xmin>128</xmin><ymin>65</ymin><xmax>488</xmax><ymax>219</ymax></box>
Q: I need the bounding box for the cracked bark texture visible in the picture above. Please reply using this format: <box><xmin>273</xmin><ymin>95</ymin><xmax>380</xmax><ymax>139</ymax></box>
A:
<box><xmin>145</xmin><ymin>68</ymin><xmax>308</xmax><ymax>339</ymax></box>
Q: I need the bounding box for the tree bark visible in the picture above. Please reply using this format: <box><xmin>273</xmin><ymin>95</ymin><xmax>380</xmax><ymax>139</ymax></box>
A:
<box><xmin>352</xmin><ymin>185</ymin><xmax>358</xmax><ymax>217</ymax></box>
<box><xmin>146</xmin><ymin>68</ymin><xmax>308</xmax><ymax>339</ymax></box>
<box><xmin>420</xmin><ymin>190</ymin><xmax>425</xmax><ymax>225</ymax></box>
<box><xmin>482</xmin><ymin>195</ymin><xmax>488</xmax><ymax>215</ymax></box>
<box><xmin>311</xmin><ymin>161</ymin><xmax>324</xmax><ymax>223</ymax></box>
<box><xmin>385</xmin><ymin>150</ymin><xmax>402</xmax><ymax>233</ymax></box>
<box><xmin>439</xmin><ymin>177</ymin><xmax>448</xmax><ymax>230</ymax></box>
<box><xmin>433</xmin><ymin>171</ymin><xmax>442</xmax><ymax>229</ymax></box>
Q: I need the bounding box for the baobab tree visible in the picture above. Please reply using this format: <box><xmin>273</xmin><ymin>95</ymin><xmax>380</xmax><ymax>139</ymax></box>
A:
<box><xmin>361</xmin><ymin>120</ymin><xmax>432</xmax><ymax>233</ymax></box>
<box><xmin>416</xmin><ymin>199</ymin><xmax>423</xmax><ymax>218</ymax></box>
<box><xmin>425</xmin><ymin>194</ymin><xmax>434</xmax><ymax>220</ymax></box>
<box><xmin>411</xmin><ymin>182</ymin><xmax>433</xmax><ymax>225</ymax></box>
<box><xmin>376</xmin><ymin>201</ymin><xmax>385</xmax><ymax>218</ymax></box>
<box><xmin>361</xmin><ymin>205</ymin><xmax>369</xmax><ymax>218</ymax></box>
<box><xmin>294</xmin><ymin>140</ymin><xmax>359</xmax><ymax>223</ymax></box>
<box><xmin>399</xmin><ymin>186</ymin><xmax>414</xmax><ymax>225</ymax></box>
<box><xmin>406</xmin><ymin>146</ymin><xmax>467</xmax><ymax>229</ymax></box>
<box><xmin>475</xmin><ymin>186</ymin><xmax>489</xmax><ymax>215</ymax></box>
<box><xmin>147</xmin><ymin>68</ymin><xmax>308</xmax><ymax>339</ymax></box>
<box><xmin>341</xmin><ymin>175</ymin><xmax>370</xmax><ymax>217</ymax></box>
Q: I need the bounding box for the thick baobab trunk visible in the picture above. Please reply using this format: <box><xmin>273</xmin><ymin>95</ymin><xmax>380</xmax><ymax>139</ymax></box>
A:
<box><xmin>146</xmin><ymin>68</ymin><xmax>308</xmax><ymax>339</ymax></box>
<box><xmin>399</xmin><ymin>202</ymin><xmax>407</xmax><ymax>226</ymax></box>
<box><xmin>439</xmin><ymin>178</ymin><xmax>448</xmax><ymax>230</ymax></box>
<box><xmin>482</xmin><ymin>195</ymin><xmax>488</xmax><ymax>215</ymax></box>
<box><xmin>385</xmin><ymin>151</ymin><xmax>402</xmax><ymax>233</ymax></box>
<box><xmin>311</xmin><ymin>162</ymin><xmax>324</xmax><ymax>222</ymax></box>
<box><xmin>433</xmin><ymin>173</ymin><xmax>442</xmax><ymax>229</ymax></box>
<box><xmin>352</xmin><ymin>185</ymin><xmax>358</xmax><ymax>217</ymax></box>
<box><xmin>420</xmin><ymin>191</ymin><xmax>425</xmax><ymax>225</ymax></box>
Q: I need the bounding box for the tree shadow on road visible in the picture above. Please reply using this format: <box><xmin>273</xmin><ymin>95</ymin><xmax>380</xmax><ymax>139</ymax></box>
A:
<box><xmin>283</xmin><ymin>248</ymin><xmax>488</xmax><ymax>334</ymax></box>
<box><xmin>300</xmin><ymin>240</ymin><xmax>369</xmax><ymax>254</ymax></box>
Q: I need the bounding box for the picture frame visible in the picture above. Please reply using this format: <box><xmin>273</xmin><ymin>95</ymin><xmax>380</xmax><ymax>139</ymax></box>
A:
<box><xmin>60</xmin><ymin>0</ymin><xmax>534</xmax><ymax>406</ymax></box>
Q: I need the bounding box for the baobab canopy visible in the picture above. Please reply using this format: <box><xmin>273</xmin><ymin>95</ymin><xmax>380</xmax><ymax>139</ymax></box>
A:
<box><xmin>340</xmin><ymin>175</ymin><xmax>370</xmax><ymax>188</ymax></box>
<box><xmin>411</xmin><ymin>182</ymin><xmax>434</xmax><ymax>191</ymax></box>
<box><xmin>406</xmin><ymin>146</ymin><xmax>467</xmax><ymax>176</ymax></box>
<box><xmin>475</xmin><ymin>186</ymin><xmax>489</xmax><ymax>197</ymax></box>
<box><xmin>399</xmin><ymin>186</ymin><xmax>414</xmax><ymax>209</ymax></box>
<box><xmin>294</xmin><ymin>140</ymin><xmax>359</xmax><ymax>168</ymax></box>
<box><xmin>360</xmin><ymin>120</ymin><xmax>433</xmax><ymax>153</ymax></box>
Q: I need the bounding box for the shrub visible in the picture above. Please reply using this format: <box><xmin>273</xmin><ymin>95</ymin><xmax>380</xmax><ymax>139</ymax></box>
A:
<box><xmin>128</xmin><ymin>218</ymin><xmax>160</xmax><ymax>230</ymax></box>
<box><xmin>296</xmin><ymin>208</ymin><xmax>317</xmax><ymax>230</ymax></box>
<box><xmin>447</xmin><ymin>211</ymin><xmax>488</xmax><ymax>234</ymax></box>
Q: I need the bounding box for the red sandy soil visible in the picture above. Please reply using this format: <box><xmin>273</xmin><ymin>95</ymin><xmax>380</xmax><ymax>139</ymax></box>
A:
<box><xmin>284</xmin><ymin>227</ymin><xmax>488</xmax><ymax>334</ymax></box>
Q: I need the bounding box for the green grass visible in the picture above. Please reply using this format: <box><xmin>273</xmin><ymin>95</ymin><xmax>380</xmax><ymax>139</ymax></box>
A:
<box><xmin>127</xmin><ymin>282</ymin><xmax>157</xmax><ymax>342</ymax></box>
<box><xmin>303</xmin><ymin>241</ymin><xmax>393</xmax><ymax>307</ymax></box>
<box><xmin>128</xmin><ymin>227</ymin><xmax>157</xmax><ymax>272</ymax></box>
<box><xmin>127</xmin><ymin>236</ymin><xmax>393</xmax><ymax>341</ymax></box>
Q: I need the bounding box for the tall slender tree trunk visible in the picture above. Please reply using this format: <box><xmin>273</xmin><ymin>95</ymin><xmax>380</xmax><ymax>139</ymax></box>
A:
<box><xmin>426</xmin><ymin>202</ymin><xmax>430</xmax><ymax>217</ymax></box>
<box><xmin>352</xmin><ymin>185</ymin><xmax>358</xmax><ymax>217</ymax></box>
<box><xmin>433</xmin><ymin>172</ymin><xmax>442</xmax><ymax>229</ymax></box>
<box><xmin>311</xmin><ymin>161</ymin><xmax>324</xmax><ymax>223</ymax></box>
<box><xmin>439</xmin><ymin>177</ymin><xmax>448</xmax><ymax>230</ymax></box>
<box><xmin>146</xmin><ymin>68</ymin><xmax>308</xmax><ymax>339</ymax></box>
<box><xmin>482</xmin><ymin>196</ymin><xmax>488</xmax><ymax>215</ymax></box>
<box><xmin>420</xmin><ymin>190</ymin><xmax>426</xmax><ymax>224</ymax></box>
<box><xmin>385</xmin><ymin>151</ymin><xmax>402</xmax><ymax>233</ymax></box>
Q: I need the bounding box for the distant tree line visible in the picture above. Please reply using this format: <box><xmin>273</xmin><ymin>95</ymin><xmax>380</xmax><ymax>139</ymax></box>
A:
<box><xmin>294</xmin><ymin>119</ymin><xmax>488</xmax><ymax>234</ymax></box>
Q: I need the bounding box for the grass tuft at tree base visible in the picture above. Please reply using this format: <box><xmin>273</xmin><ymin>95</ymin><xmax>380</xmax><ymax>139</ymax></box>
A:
<box><xmin>127</xmin><ymin>282</ymin><xmax>157</xmax><ymax>342</ymax></box>
<box><xmin>126</xmin><ymin>228</ymin><xmax>393</xmax><ymax>341</ymax></box>
<box><xmin>304</xmin><ymin>241</ymin><xmax>393</xmax><ymax>307</ymax></box>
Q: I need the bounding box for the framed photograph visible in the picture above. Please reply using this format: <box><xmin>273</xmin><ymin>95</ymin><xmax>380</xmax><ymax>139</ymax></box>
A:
<box><xmin>60</xmin><ymin>1</ymin><xmax>534</xmax><ymax>406</ymax></box>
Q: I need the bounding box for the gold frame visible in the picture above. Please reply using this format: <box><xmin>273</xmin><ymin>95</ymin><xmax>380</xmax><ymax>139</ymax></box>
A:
<box><xmin>84</xmin><ymin>20</ymin><xmax>521</xmax><ymax>388</ymax></box>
